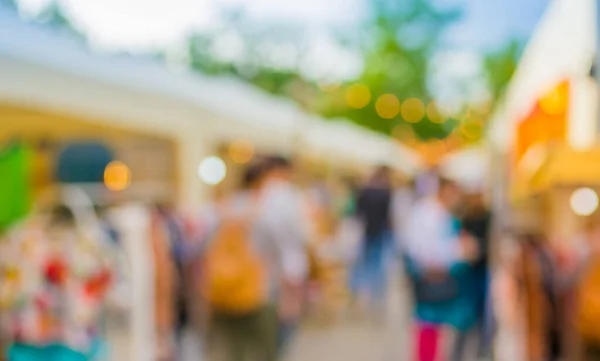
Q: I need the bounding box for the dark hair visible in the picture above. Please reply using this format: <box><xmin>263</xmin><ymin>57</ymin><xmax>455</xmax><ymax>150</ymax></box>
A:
<box><xmin>263</xmin><ymin>156</ymin><xmax>292</xmax><ymax>173</ymax></box>
<box><xmin>370</xmin><ymin>165</ymin><xmax>391</xmax><ymax>185</ymax></box>
<box><xmin>242</xmin><ymin>162</ymin><xmax>266</xmax><ymax>188</ymax></box>
<box><xmin>438</xmin><ymin>177</ymin><xmax>457</xmax><ymax>191</ymax></box>
<box><xmin>50</xmin><ymin>205</ymin><xmax>75</xmax><ymax>226</ymax></box>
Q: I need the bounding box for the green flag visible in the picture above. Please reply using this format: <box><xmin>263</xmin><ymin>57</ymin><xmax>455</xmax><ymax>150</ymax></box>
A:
<box><xmin>0</xmin><ymin>143</ymin><xmax>31</xmax><ymax>232</ymax></box>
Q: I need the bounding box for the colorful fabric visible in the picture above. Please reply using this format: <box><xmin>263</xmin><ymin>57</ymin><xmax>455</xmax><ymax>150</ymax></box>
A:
<box><xmin>8</xmin><ymin>340</ymin><xmax>107</xmax><ymax>361</ymax></box>
<box><xmin>0</xmin><ymin>220</ymin><xmax>113</xmax><ymax>353</ymax></box>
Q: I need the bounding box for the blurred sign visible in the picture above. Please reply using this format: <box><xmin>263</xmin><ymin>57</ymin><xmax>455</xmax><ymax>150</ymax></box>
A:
<box><xmin>515</xmin><ymin>81</ymin><xmax>569</xmax><ymax>164</ymax></box>
<box><xmin>56</xmin><ymin>141</ymin><xmax>114</xmax><ymax>183</ymax></box>
<box><xmin>0</xmin><ymin>143</ymin><xmax>31</xmax><ymax>231</ymax></box>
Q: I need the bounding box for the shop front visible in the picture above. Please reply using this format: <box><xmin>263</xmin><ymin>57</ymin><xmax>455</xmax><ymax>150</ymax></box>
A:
<box><xmin>0</xmin><ymin>102</ymin><xmax>179</xmax><ymax>204</ymax></box>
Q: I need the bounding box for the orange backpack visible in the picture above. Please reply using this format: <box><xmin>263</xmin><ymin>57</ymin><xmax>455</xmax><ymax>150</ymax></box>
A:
<box><xmin>577</xmin><ymin>256</ymin><xmax>600</xmax><ymax>342</ymax></box>
<box><xmin>203</xmin><ymin>200</ymin><xmax>267</xmax><ymax>314</ymax></box>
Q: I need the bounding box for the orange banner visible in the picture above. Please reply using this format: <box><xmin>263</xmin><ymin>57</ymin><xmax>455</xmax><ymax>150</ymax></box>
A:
<box><xmin>514</xmin><ymin>81</ymin><xmax>569</xmax><ymax>164</ymax></box>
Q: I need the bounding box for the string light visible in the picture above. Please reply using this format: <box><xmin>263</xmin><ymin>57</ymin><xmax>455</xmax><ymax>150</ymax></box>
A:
<box><xmin>571</xmin><ymin>188</ymin><xmax>599</xmax><ymax>216</ymax></box>
<box><xmin>345</xmin><ymin>84</ymin><xmax>371</xmax><ymax>109</ymax></box>
<box><xmin>426</xmin><ymin>101</ymin><xmax>447</xmax><ymax>124</ymax></box>
<box><xmin>198</xmin><ymin>156</ymin><xmax>227</xmax><ymax>185</ymax></box>
<box><xmin>104</xmin><ymin>161</ymin><xmax>131</xmax><ymax>192</ymax></box>
<box><xmin>229</xmin><ymin>140</ymin><xmax>255</xmax><ymax>164</ymax></box>
<box><xmin>376</xmin><ymin>94</ymin><xmax>400</xmax><ymax>119</ymax></box>
<box><xmin>402</xmin><ymin>98</ymin><xmax>425</xmax><ymax>123</ymax></box>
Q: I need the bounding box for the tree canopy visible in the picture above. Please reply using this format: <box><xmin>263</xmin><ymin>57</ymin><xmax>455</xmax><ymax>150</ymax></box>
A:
<box><xmin>14</xmin><ymin>0</ymin><xmax>519</xmax><ymax>160</ymax></box>
<box><xmin>183</xmin><ymin>0</ymin><xmax>518</xmax><ymax>156</ymax></box>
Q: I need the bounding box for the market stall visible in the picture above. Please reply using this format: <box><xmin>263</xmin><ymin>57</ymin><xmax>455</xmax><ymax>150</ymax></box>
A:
<box><xmin>0</xmin><ymin>4</ymin><xmax>421</xmax><ymax>211</ymax></box>
<box><xmin>487</xmin><ymin>0</ymin><xmax>597</xmax><ymax>238</ymax></box>
<box><xmin>486</xmin><ymin>0</ymin><xmax>599</xmax><ymax>358</ymax></box>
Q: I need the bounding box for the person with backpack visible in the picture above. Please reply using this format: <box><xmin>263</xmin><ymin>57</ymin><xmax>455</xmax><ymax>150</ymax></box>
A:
<box><xmin>259</xmin><ymin>157</ymin><xmax>311</xmax><ymax>355</ymax></box>
<box><xmin>202</xmin><ymin>163</ymin><xmax>275</xmax><ymax>361</ymax></box>
<box><xmin>202</xmin><ymin>157</ymin><xmax>310</xmax><ymax>361</ymax></box>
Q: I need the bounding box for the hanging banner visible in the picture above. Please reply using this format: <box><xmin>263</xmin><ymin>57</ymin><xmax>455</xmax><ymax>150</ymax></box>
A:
<box><xmin>0</xmin><ymin>143</ymin><xmax>31</xmax><ymax>231</ymax></box>
<box><xmin>514</xmin><ymin>81</ymin><xmax>569</xmax><ymax>165</ymax></box>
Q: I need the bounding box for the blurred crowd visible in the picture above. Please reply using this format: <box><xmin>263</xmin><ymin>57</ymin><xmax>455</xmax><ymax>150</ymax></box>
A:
<box><xmin>4</xmin><ymin>153</ymin><xmax>600</xmax><ymax>361</ymax></box>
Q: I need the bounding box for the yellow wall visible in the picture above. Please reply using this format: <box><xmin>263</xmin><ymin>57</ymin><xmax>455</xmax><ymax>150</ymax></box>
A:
<box><xmin>0</xmin><ymin>103</ymin><xmax>178</xmax><ymax>201</ymax></box>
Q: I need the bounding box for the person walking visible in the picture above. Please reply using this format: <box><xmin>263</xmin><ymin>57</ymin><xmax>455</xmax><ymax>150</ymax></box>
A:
<box><xmin>259</xmin><ymin>156</ymin><xmax>311</xmax><ymax>355</ymax></box>
<box><xmin>453</xmin><ymin>191</ymin><xmax>492</xmax><ymax>361</ymax></box>
<box><xmin>404</xmin><ymin>178</ymin><xmax>478</xmax><ymax>361</ymax></box>
<box><xmin>202</xmin><ymin>163</ymin><xmax>276</xmax><ymax>361</ymax></box>
<box><xmin>351</xmin><ymin>166</ymin><xmax>394</xmax><ymax>321</ymax></box>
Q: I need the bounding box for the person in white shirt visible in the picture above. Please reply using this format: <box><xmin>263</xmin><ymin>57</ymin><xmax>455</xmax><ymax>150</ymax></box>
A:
<box><xmin>403</xmin><ymin>178</ymin><xmax>478</xmax><ymax>361</ymax></box>
<box><xmin>256</xmin><ymin>156</ymin><xmax>311</xmax><ymax>355</ymax></box>
<box><xmin>197</xmin><ymin>156</ymin><xmax>312</xmax><ymax>361</ymax></box>
<box><xmin>404</xmin><ymin>178</ymin><xmax>465</xmax><ymax>269</ymax></box>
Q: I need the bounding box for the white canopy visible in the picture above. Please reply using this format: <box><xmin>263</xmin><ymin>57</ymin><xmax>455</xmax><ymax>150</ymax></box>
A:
<box><xmin>0</xmin><ymin>4</ymin><xmax>421</xmax><ymax>174</ymax></box>
<box><xmin>438</xmin><ymin>146</ymin><xmax>489</xmax><ymax>193</ymax></box>
<box><xmin>488</xmin><ymin>0</ymin><xmax>596</xmax><ymax>151</ymax></box>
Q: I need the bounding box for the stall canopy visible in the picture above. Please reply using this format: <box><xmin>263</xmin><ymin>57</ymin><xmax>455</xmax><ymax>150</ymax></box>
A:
<box><xmin>488</xmin><ymin>0</ymin><xmax>596</xmax><ymax>151</ymax></box>
<box><xmin>438</xmin><ymin>146</ymin><xmax>488</xmax><ymax>193</ymax></box>
<box><xmin>530</xmin><ymin>146</ymin><xmax>600</xmax><ymax>192</ymax></box>
<box><xmin>0</xmin><ymin>4</ymin><xmax>422</xmax><ymax>175</ymax></box>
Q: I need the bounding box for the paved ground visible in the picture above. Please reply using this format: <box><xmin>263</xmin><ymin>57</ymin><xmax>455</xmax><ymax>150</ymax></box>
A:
<box><xmin>285</xmin><ymin>272</ymin><xmax>412</xmax><ymax>361</ymax></box>
<box><xmin>111</xmin><ymin>264</ymin><xmax>479</xmax><ymax>361</ymax></box>
<box><xmin>173</xmin><ymin>268</ymin><xmax>412</xmax><ymax>361</ymax></box>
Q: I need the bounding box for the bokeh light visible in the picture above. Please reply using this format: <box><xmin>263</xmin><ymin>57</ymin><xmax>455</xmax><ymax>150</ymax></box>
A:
<box><xmin>570</xmin><ymin>187</ymin><xmax>599</xmax><ymax>216</ymax></box>
<box><xmin>459</xmin><ymin>119</ymin><xmax>484</xmax><ymax>140</ymax></box>
<box><xmin>375</xmin><ymin>94</ymin><xmax>400</xmax><ymax>119</ymax></box>
<box><xmin>345</xmin><ymin>84</ymin><xmax>371</xmax><ymax>109</ymax></box>
<box><xmin>539</xmin><ymin>84</ymin><xmax>568</xmax><ymax>115</ymax></box>
<box><xmin>423</xmin><ymin>139</ymin><xmax>448</xmax><ymax>165</ymax></box>
<box><xmin>392</xmin><ymin>124</ymin><xmax>416</xmax><ymax>143</ymax></box>
<box><xmin>104</xmin><ymin>161</ymin><xmax>131</xmax><ymax>192</ymax></box>
<box><xmin>519</xmin><ymin>143</ymin><xmax>547</xmax><ymax>173</ymax></box>
<box><xmin>426</xmin><ymin>101</ymin><xmax>447</xmax><ymax>124</ymax></box>
<box><xmin>198</xmin><ymin>156</ymin><xmax>227</xmax><ymax>185</ymax></box>
<box><xmin>229</xmin><ymin>140</ymin><xmax>255</xmax><ymax>164</ymax></box>
<box><xmin>401</xmin><ymin>98</ymin><xmax>425</xmax><ymax>123</ymax></box>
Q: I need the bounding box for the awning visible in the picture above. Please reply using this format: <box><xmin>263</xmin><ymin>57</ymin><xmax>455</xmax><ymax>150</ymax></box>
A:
<box><xmin>488</xmin><ymin>0</ymin><xmax>596</xmax><ymax>151</ymax></box>
<box><xmin>0</xmin><ymin>4</ymin><xmax>422</xmax><ymax>173</ymax></box>
<box><xmin>511</xmin><ymin>145</ymin><xmax>600</xmax><ymax>200</ymax></box>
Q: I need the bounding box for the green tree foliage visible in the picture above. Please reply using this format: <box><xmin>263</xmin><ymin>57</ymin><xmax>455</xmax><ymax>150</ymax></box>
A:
<box><xmin>184</xmin><ymin>0</ymin><xmax>476</xmax><ymax>141</ymax></box>
<box><xmin>186</xmin><ymin>17</ymin><xmax>318</xmax><ymax>108</ymax></box>
<box><xmin>14</xmin><ymin>0</ymin><xmax>518</xmax><ymax>144</ymax></box>
<box><xmin>484</xmin><ymin>40</ymin><xmax>520</xmax><ymax>104</ymax></box>
<box><xmin>317</xmin><ymin>0</ymin><xmax>461</xmax><ymax>139</ymax></box>
<box><xmin>36</xmin><ymin>1</ymin><xmax>85</xmax><ymax>40</ymax></box>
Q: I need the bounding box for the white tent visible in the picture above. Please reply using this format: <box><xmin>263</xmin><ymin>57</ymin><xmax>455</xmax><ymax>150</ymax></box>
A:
<box><xmin>438</xmin><ymin>146</ymin><xmax>489</xmax><ymax>193</ymax></box>
<box><xmin>0</xmin><ymin>4</ymin><xmax>421</xmax><ymax>175</ymax></box>
<box><xmin>488</xmin><ymin>0</ymin><xmax>597</xmax><ymax>151</ymax></box>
